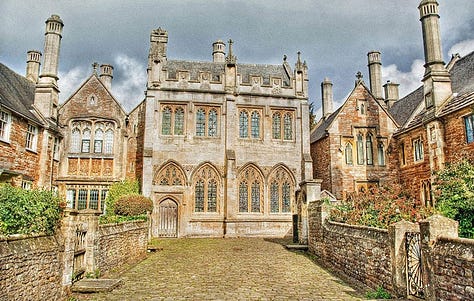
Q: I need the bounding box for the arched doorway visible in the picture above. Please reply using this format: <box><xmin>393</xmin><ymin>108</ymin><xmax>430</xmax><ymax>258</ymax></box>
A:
<box><xmin>158</xmin><ymin>199</ymin><xmax>178</xmax><ymax>237</ymax></box>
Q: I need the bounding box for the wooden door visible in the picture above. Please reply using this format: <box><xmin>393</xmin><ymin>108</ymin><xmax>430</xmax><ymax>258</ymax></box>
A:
<box><xmin>158</xmin><ymin>199</ymin><xmax>178</xmax><ymax>237</ymax></box>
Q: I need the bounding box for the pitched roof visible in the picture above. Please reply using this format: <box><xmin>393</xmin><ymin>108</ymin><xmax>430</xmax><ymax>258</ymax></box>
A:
<box><xmin>166</xmin><ymin>60</ymin><xmax>291</xmax><ymax>87</ymax></box>
<box><xmin>388</xmin><ymin>85</ymin><xmax>423</xmax><ymax>127</ymax></box>
<box><xmin>310</xmin><ymin>107</ymin><xmax>341</xmax><ymax>143</ymax></box>
<box><xmin>0</xmin><ymin>63</ymin><xmax>41</xmax><ymax>123</ymax></box>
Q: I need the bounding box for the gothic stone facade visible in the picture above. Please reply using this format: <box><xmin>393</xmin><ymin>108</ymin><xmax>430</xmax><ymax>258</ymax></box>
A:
<box><xmin>142</xmin><ymin>31</ymin><xmax>314</xmax><ymax>237</ymax></box>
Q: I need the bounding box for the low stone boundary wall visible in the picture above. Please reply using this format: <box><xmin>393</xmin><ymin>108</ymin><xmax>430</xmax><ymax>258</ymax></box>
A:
<box><xmin>97</xmin><ymin>221</ymin><xmax>148</xmax><ymax>275</ymax></box>
<box><xmin>0</xmin><ymin>234</ymin><xmax>65</xmax><ymax>301</ymax></box>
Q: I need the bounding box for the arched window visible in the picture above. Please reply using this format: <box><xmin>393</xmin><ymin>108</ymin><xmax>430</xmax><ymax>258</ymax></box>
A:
<box><xmin>251</xmin><ymin>111</ymin><xmax>260</xmax><ymax>139</ymax></box>
<box><xmin>251</xmin><ymin>181</ymin><xmax>261</xmax><ymax>212</ymax></box>
<box><xmin>207</xmin><ymin>179</ymin><xmax>217</xmax><ymax>212</ymax></box>
<box><xmin>174</xmin><ymin>107</ymin><xmax>184</xmax><ymax>135</ymax></box>
<box><xmin>82</xmin><ymin>128</ymin><xmax>91</xmax><ymax>153</ymax></box>
<box><xmin>283</xmin><ymin>113</ymin><xmax>292</xmax><ymax>140</ymax></box>
<box><xmin>71</xmin><ymin>128</ymin><xmax>81</xmax><ymax>153</ymax></box>
<box><xmin>196</xmin><ymin>109</ymin><xmax>206</xmax><ymax>136</ymax></box>
<box><xmin>272</xmin><ymin>113</ymin><xmax>281</xmax><ymax>139</ymax></box>
<box><xmin>238</xmin><ymin>165</ymin><xmax>263</xmax><ymax>213</ymax></box>
<box><xmin>270</xmin><ymin>182</ymin><xmax>279</xmax><ymax>213</ymax></box>
<box><xmin>282</xmin><ymin>182</ymin><xmax>291</xmax><ymax>212</ymax></box>
<box><xmin>239</xmin><ymin>181</ymin><xmax>248</xmax><ymax>212</ymax></box>
<box><xmin>345</xmin><ymin>143</ymin><xmax>353</xmax><ymax>165</ymax></box>
<box><xmin>94</xmin><ymin>128</ymin><xmax>103</xmax><ymax>153</ymax></box>
<box><xmin>104</xmin><ymin>129</ymin><xmax>114</xmax><ymax>154</ymax></box>
<box><xmin>366</xmin><ymin>134</ymin><xmax>373</xmax><ymax>165</ymax></box>
<box><xmin>193</xmin><ymin>165</ymin><xmax>220</xmax><ymax>213</ymax></box>
<box><xmin>239</xmin><ymin>111</ymin><xmax>249</xmax><ymax>138</ymax></box>
<box><xmin>155</xmin><ymin>163</ymin><xmax>185</xmax><ymax>186</ymax></box>
<box><xmin>268</xmin><ymin>167</ymin><xmax>294</xmax><ymax>213</ymax></box>
<box><xmin>378</xmin><ymin>143</ymin><xmax>385</xmax><ymax>166</ymax></box>
<box><xmin>357</xmin><ymin>133</ymin><xmax>364</xmax><ymax>165</ymax></box>
<box><xmin>208</xmin><ymin>109</ymin><xmax>218</xmax><ymax>137</ymax></box>
<box><xmin>162</xmin><ymin>107</ymin><xmax>172</xmax><ymax>135</ymax></box>
<box><xmin>195</xmin><ymin>180</ymin><xmax>204</xmax><ymax>212</ymax></box>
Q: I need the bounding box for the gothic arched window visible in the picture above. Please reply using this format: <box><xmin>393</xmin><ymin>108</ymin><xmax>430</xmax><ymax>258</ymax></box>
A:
<box><xmin>357</xmin><ymin>133</ymin><xmax>364</xmax><ymax>165</ymax></box>
<box><xmin>104</xmin><ymin>129</ymin><xmax>114</xmax><ymax>154</ymax></box>
<box><xmin>154</xmin><ymin>163</ymin><xmax>185</xmax><ymax>186</ymax></box>
<box><xmin>71</xmin><ymin>128</ymin><xmax>81</xmax><ymax>153</ymax></box>
<box><xmin>268</xmin><ymin>167</ymin><xmax>293</xmax><ymax>213</ymax></box>
<box><xmin>195</xmin><ymin>180</ymin><xmax>205</xmax><ymax>212</ymax></box>
<box><xmin>239</xmin><ymin>111</ymin><xmax>249</xmax><ymax>138</ymax></box>
<box><xmin>366</xmin><ymin>134</ymin><xmax>373</xmax><ymax>165</ymax></box>
<box><xmin>345</xmin><ymin>143</ymin><xmax>353</xmax><ymax>165</ymax></box>
<box><xmin>239</xmin><ymin>181</ymin><xmax>248</xmax><ymax>212</ymax></box>
<box><xmin>272</xmin><ymin>113</ymin><xmax>281</xmax><ymax>139</ymax></box>
<box><xmin>193</xmin><ymin>165</ymin><xmax>220</xmax><ymax>213</ymax></box>
<box><xmin>378</xmin><ymin>143</ymin><xmax>385</xmax><ymax>166</ymax></box>
<box><xmin>238</xmin><ymin>165</ymin><xmax>263</xmax><ymax>213</ymax></box>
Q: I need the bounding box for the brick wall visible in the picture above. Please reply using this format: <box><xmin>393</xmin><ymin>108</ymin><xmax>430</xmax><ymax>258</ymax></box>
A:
<box><xmin>96</xmin><ymin>220</ymin><xmax>148</xmax><ymax>275</ymax></box>
<box><xmin>431</xmin><ymin>237</ymin><xmax>474</xmax><ymax>300</ymax></box>
<box><xmin>311</xmin><ymin>137</ymin><xmax>331</xmax><ymax>192</ymax></box>
<box><xmin>443</xmin><ymin>107</ymin><xmax>474</xmax><ymax>162</ymax></box>
<box><xmin>0</xmin><ymin>234</ymin><xmax>65</xmax><ymax>301</ymax></box>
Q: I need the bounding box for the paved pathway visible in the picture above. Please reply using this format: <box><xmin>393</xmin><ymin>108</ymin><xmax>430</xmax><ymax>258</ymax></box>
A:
<box><xmin>77</xmin><ymin>238</ymin><xmax>365</xmax><ymax>301</ymax></box>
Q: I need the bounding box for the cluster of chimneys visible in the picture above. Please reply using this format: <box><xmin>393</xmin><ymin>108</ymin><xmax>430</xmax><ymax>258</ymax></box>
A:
<box><xmin>321</xmin><ymin>51</ymin><xmax>400</xmax><ymax>119</ymax></box>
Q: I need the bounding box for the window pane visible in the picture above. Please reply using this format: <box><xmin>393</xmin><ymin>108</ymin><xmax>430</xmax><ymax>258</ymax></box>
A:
<box><xmin>89</xmin><ymin>189</ymin><xmax>99</xmax><ymax>210</ymax></box>
<box><xmin>251</xmin><ymin>181</ymin><xmax>260</xmax><ymax>212</ymax></box>
<box><xmin>26</xmin><ymin>124</ymin><xmax>37</xmax><ymax>150</ymax></box>
<box><xmin>100</xmin><ymin>189</ymin><xmax>108</xmax><ymax>213</ymax></box>
<box><xmin>282</xmin><ymin>183</ymin><xmax>291</xmax><ymax>213</ymax></box>
<box><xmin>366</xmin><ymin>134</ymin><xmax>373</xmax><ymax>165</ymax></box>
<box><xmin>239</xmin><ymin>111</ymin><xmax>248</xmax><ymax>138</ymax></box>
<box><xmin>345</xmin><ymin>143</ymin><xmax>353</xmax><ymax>165</ymax></box>
<box><xmin>82</xmin><ymin>129</ymin><xmax>91</xmax><ymax>152</ymax></box>
<box><xmin>378</xmin><ymin>144</ymin><xmax>385</xmax><ymax>166</ymax></box>
<box><xmin>239</xmin><ymin>182</ymin><xmax>248</xmax><ymax>212</ymax></box>
<box><xmin>357</xmin><ymin>134</ymin><xmax>364</xmax><ymax>165</ymax></box>
<box><xmin>251</xmin><ymin>111</ymin><xmax>260</xmax><ymax>139</ymax></box>
<box><xmin>196</xmin><ymin>109</ymin><xmax>206</xmax><ymax>137</ymax></box>
<box><xmin>270</xmin><ymin>182</ymin><xmax>279</xmax><ymax>213</ymax></box>
<box><xmin>0</xmin><ymin>111</ymin><xmax>11</xmax><ymax>141</ymax></box>
<box><xmin>465</xmin><ymin>115</ymin><xmax>474</xmax><ymax>143</ymax></box>
<box><xmin>208</xmin><ymin>109</ymin><xmax>218</xmax><ymax>137</ymax></box>
<box><xmin>66</xmin><ymin>189</ymin><xmax>76</xmax><ymax>208</ymax></box>
<box><xmin>78</xmin><ymin>189</ymin><xmax>87</xmax><ymax>210</ymax></box>
<box><xmin>195</xmin><ymin>180</ymin><xmax>204</xmax><ymax>212</ymax></box>
<box><xmin>104</xmin><ymin>129</ymin><xmax>114</xmax><ymax>154</ymax></box>
<box><xmin>272</xmin><ymin>113</ymin><xmax>281</xmax><ymax>139</ymax></box>
<box><xmin>94</xmin><ymin>129</ymin><xmax>103</xmax><ymax>153</ymax></box>
<box><xmin>283</xmin><ymin>113</ymin><xmax>292</xmax><ymax>140</ymax></box>
<box><xmin>71</xmin><ymin>128</ymin><xmax>81</xmax><ymax>153</ymax></box>
<box><xmin>162</xmin><ymin>107</ymin><xmax>172</xmax><ymax>135</ymax></box>
<box><xmin>175</xmin><ymin>107</ymin><xmax>184</xmax><ymax>135</ymax></box>
<box><xmin>207</xmin><ymin>180</ymin><xmax>217</xmax><ymax>212</ymax></box>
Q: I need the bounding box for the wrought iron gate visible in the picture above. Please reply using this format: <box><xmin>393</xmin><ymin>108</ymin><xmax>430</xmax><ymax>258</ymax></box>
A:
<box><xmin>406</xmin><ymin>232</ymin><xmax>425</xmax><ymax>299</ymax></box>
<box><xmin>158</xmin><ymin>199</ymin><xmax>178</xmax><ymax>237</ymax></box>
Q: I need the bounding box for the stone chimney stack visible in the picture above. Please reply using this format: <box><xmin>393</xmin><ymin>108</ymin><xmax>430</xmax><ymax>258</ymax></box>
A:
<box><xmin>99</xmin><ymin>64</ymin><xmax>113</xmax><ymax>90</ymax></box>
<box><xmin>383</xmin><ymin>80</ymin><xmax>400</xmax><ymax>109</ymax></box>
<box><xmin>367</xmin><ymin>51</ymin><xmax>383</xmax><ymax>101</ymax></box>
<box><xmin>147</xmin><ymin>27</ymin><xmax>168</xmax><ymax>87</ymax></box>
<box><xmin>212</xmin><ymin>40</ymin><xmax>226</xmax><ymax>63</ymax></box>
<box><xmin>26</xmin><ymin>50</ymin><xmax>42</xmax><ymax>83</ymax></box>
<box><xmin>34</xmin><ymin>14</ymin><xmax>64</xmax><ymax>120</ymax></box>
<box><xmin>418</xmin><ymin>0</ymin><xmax>452</xmax><ymax>110</ymax></box>
<box><xmin>321</xmin><ymin>77</ymin><xmax>333</xmax><ymax>118</ymax></box>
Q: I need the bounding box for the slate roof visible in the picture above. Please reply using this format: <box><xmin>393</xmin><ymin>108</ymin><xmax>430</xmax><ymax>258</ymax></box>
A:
<box><xmin>0</xmin><ymin>63</ymin><xmax>41</xmax><ymax>124</ymax></box>
<box><xmin>310</xmin><ymin>107</ymin><xmax>341</xmax><ymax>143</ymax></box>
<box><xmin>166</xmin><ymin>60</ymin><xmax>291</xmax><ymax>87</ymax></box>
<box><xmin>388</xmin><ymin>85</ymin><xmax>423</xmax><ymax>127</ymax></box>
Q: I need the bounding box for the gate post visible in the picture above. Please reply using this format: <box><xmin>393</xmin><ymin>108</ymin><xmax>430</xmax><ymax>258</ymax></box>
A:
<box><xmin>419</xmin><ymin>215</ymin><xmax>458</xmax><ymax>301</ymax></box>
<box><xmin>59</xmin><ymin>208</ymin><xmax>79</xmax><ymax>290</ymax></box>
<box><xmin>388</xmin><ymin>220</ymin><xmax>419</xmax><ymax>298</ymax></box>
<box><xmin>77</xmin><ymin>209</ymin><xmax>101</xmax><ymax>275</ymax></box>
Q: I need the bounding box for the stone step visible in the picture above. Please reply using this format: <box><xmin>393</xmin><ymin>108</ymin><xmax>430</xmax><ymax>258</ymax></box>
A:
<box><xmin>285</xmin><ymin>244</ymin><xmax>308</xmax><ymax>251</ymax></box>
<box><xmin>71</xmin><ymin>278</ymin><xmax>122</xmax><ymax>293</ymax></box>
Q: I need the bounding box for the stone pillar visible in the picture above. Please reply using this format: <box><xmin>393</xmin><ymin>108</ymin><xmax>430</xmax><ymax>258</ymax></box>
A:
<box><xmin>297</xmin><ymin>179</ymin><xmax>322</xmax><ymax>245</ymax></box>
<box><xmin>59</xmin><ymin>208</ymin><xmax>79</xmax><ymax>289</ymax></box>
<box><xmin>76</xmin><ymin>209</ymin><xmax>101</xmax><ymax>274</ymax></box>
<box><xmin>307</xmin><ymin>199</ymin><xmax>329</xmax><ymax>257</ymax></box>
<box><xmin>419</xmin><ymin>215</ymin><xmax>458</xmax><ymax>301</ymax></box>
<box><xmin>388</xmin><ymin>220</ymin><xmax>419</xmax><ymax>298</ymax></box>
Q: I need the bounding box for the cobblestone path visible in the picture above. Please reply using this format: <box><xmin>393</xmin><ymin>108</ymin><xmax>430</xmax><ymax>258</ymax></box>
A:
<box><xmin>81</xmin><ymin>238</ymin><xmax>365</xmax><ymax>301</ymax></box>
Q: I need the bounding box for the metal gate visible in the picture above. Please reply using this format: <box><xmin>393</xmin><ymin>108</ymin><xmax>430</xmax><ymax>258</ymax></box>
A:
<box><xmin>158</xmin><ymin>199</ymin><xmax>178</xmax><ymax>237</ymax></box>
<box><xmin>406</xmin><ymin>232</ymin><xmax>425</xmax><ymax>299</ymax></box>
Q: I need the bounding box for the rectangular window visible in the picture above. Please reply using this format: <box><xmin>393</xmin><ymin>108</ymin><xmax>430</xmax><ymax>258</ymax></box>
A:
<box><xmin>89</xmin><ymin>189</ymin><xmax>99</xmax><ymax>210</ymax></box>
<box><xmin>66</xmin><ymin>189</ymin><xmax>76</xmax><ymax>208</ymax></box>
<box><xmin>21</xmin><ymin>181</ymin><xmax>32</xmax><ymax>190</ymax></box>
<box><xmin>413</xmin><ymin>138</ymin><xmax>424</xmax><ymax>162</ymax></box>
<box><xmin>400</xmin><ymin>143</ymin><xmax>406</xmax><ymax>166</ymax></box>
<box><xmin>100</xmin><ymin>189</ymin><xmax>108</xmax><ymax>213</ymax></box>
<box><xmin>53</xmin><ymin>137</ymin><xmax>60</xmax><ymax>160</ymax></box>
<box><xmin>26</xmin><ymin>124</ymin><xmax>38</xmax><ymax>151</ymax></box>
<box><xmin>0</xmin><ymin>110</ymin><xmax>11</xmax><ymax>142</ymax></box>
<box><xmin>94</xmin><ymin>140</ymin><xmax>103</xmax><ymax>153</ymax></box>
<box><xmin>82</xmin><ymin>140</ymin><xmax>90</xmax><ymax>153</ymax></box>
<box><xmin>465</xmin><ymin>114</ymin><xmax>474</xmax><ymax>143</ymax></box>
<box><xmin>78</xmin><ymin>189</ymin><xmax>87</xmax><ymax>210</ymax></box>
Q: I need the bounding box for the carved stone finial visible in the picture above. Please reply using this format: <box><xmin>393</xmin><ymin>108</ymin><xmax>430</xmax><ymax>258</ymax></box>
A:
<box><xmin>283</xmin><ymin>54</ymin><xmax>287</xmax><ymax>62</ymax></box>
<box><xmin>295</xmin><ymin>51</ymin><xmax>303</xmax><ymax>71</ymax></box>
<box><xmin>92</xmin><ymin>62</ymin><xmax>99</xmax><ymax>74</ymax></box>
<box><xmin>225</xmin><ymin>39</ymin><xmax>237</xmax><ymax>65</ymax></box>
<box><xmin>356</xmin><ymin>71</ymin><xmax>363</xmax><ymax>80</ymax></box>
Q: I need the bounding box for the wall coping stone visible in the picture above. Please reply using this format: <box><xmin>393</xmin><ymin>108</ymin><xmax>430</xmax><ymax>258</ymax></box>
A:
<box><xmin>0</xmin><ymin>232</ymin><xmax>50</xmax><ymax>242</ymax></box>
<box><xmin>326</xmin><ymin>220</ymin><xmax>389</xmax><ymax>234</ymax></box>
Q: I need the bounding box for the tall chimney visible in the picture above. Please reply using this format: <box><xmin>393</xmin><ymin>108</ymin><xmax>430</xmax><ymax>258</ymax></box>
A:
<box><xmin>367</xmin><ymin>51</ymin><xmax>383</xmax><ymax>101</ymax></box>
<box><xmin>321</xmin><ymin>77</ymin><xmax>333</xmax><ymax>118</ymax></box>
<box><xmin>212</xmin><ymin>40</ymin><xmax>226</xmax><ymax>63</ymax></box>
<box><xmin>383</xmin><ymin>80</ymin><xmax>400</xmax><ymax>109</ymax></box>
<box><xmin>26</xmin><ymin>50</ymin><xmax>42</xmax><ymax>83</ymax></box>
<box><xmin>99</xmin><ymin>64</ymin><xmax>113</xmax><ymax>90</ymax></box>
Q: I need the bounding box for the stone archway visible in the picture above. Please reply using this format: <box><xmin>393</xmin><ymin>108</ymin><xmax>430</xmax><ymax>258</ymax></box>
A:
<box><xmin>157</xmin><ymin>199</ymin><xmax>178</xmax><ymax>237</ymax></box>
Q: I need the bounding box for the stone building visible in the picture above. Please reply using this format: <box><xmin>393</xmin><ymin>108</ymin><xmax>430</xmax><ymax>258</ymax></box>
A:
<box><xmin>0</xmin><ymin>15</ymin><xmax>63</xmax><ymax>190</ymax></box>
<box><xmin>142</xmin><ymin>29</ymin><xmax>316</xmax><ymax>237</ymax></box>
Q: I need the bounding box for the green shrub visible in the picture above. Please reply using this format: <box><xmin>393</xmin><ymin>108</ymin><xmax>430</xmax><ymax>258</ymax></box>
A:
<box><xmin>114</xmin><ymin>194</ymin><xmax>153</xmax><ymax>216</ymax></box>
<box><xmin>434</xmin><ymin>159</ymin><xmax>474</xmax><ymax>238</ymax></box>
<box><xmin>366</xmin><ymin>286</ymin><xmax>392</xmax><ymax>299</ymax></box>
<box><xmin>104</xmin><ymin>179</ymin><xmax>140</xmax><ymax>215</ymax></box>
<box><xmin>0</xmin><ymin>184</ymin><xmax>62</xmax><ymax>235</ymax></box>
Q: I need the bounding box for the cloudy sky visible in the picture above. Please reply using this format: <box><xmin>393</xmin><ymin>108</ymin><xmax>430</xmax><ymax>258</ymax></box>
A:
<box><xmin>1</xmin><ymin>0</ymin><xmax>474</xmax><ymax>119</ymax></box>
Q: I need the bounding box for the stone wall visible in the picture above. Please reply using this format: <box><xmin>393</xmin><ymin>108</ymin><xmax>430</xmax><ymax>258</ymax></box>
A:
<box><xmin>96</xmin><ymin>220</ymin><xmax>148</xmax><ymax>275</ymax></box>
<box><xmin>0</xmin><ymin>234</ymin><xmax>65</xmax><ymax>301</ymax></box>
<box><xmin>430</xmin><ymin>237</ymin><xmax>474</xmax><ymax>300</ymax></box>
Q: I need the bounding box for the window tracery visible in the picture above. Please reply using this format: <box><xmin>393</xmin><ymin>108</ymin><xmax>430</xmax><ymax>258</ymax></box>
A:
<box><xmin>269</xmin><ymin>167</ymin><xmax>293</xmax><ymax>213</ymax></box>
<box><xmin>345</xmin><ymin>143</ymin><xmax>353</xmax><ymax>165</ymax></box>
<box><xmin>239</xmin><ymin>108</ymin><xmax>262</xmax><ymax>139</ymax></box>
<box><xmin>238</xmin><ymin>165</ymin><xmax>263</xmax><ymax>213</ymax></box>
<box><xmin>155</xmin><ymin>162</ymin><xmax>185</xmax><ymax>186</ymax></box>
<box><xmin>70</xmin><ymin>121</ymin><xmax>114</xmax><ymax>154</ymax></box>
<box><xmin>193</xmin><ymin>165</ymin><xmax>220</xmax><ymax>212</ymax></box>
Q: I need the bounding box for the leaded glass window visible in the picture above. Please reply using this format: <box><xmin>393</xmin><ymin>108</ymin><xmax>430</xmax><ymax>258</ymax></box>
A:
<box><xmin>195</xmin><ymin>180</ymin><xmax>204</xmax><ymax>212</ymax></box>
<box><xmin>208</xmin><ymin>179</ymin><xmax>217</xmax><ymax>212</ymax></box>
<box><xmin>345</xmin><ymin>143</ymin><xmax>353</xmax><ymax>165</ymax></box>
<box><xmin>82</xmin><ymin>128</ymin><xmax>91</xmax><ymax>153</ymax></box>
<box><xmin>251</xmin><ymin>111</ymin><xmax>260</xmax><ymax>139</ymax></box>
<box><xmin>155</xmin><ymin>163</ymin><xmax>185</xmax><ymax>186</ymax></box>
<box><xmin>196</xmin><ymin>109</ymin><xmax>206</xmax><ymax>136</ymax></box>
<box><xmin>239</xmin><ymin>182</ymin><xmax>248</xmax><ymax>212</ymax></box>
<box><xmin>272</xmin><ymin>113</ymin><xmax>281</xmax><ymax>139</ymax></box>
<box><xmin>89</xmin><ymin>189</ymin><xmax>99</xmax><ymax>210</ymax></box>
<box><xmin>366</xmin><ymin>134</ymin><xmax>373</xmax><ymax>165</ymax></box>
<box><xmin>0</xmin><ymin>110</ymin><xmax>11</xmax><ymax>141</ymax></box>
<box><xmin>162</xmin><ymin>107</ymin><xmax>172</xmax><ymax>135</ymax></box>
<box><xmin>94</xmin><ymin>129</ymin><xmax>103</xmax><ymax>153</ymax></box>
<box><xmin>78</xmin><ymin>189</ymin><xmax>87</xmax><ymax>210</ymax></box>
<box><xmin>26</xmin><ymin>124</ymin><xmax>38</xmax><ymax>151</ymax></box>
<box><xmin>282</xmin><ymin>182</ymin><xmax>291</xmax><ymax>212</ymax></box>
<box><xmin>71</xmin><ymin>128</ymin><xmax>81</xmax><ymax>153</ymax></box>
<box><xmin>270</xmin><ymin>182</ymin><xmax>279</xmax><ymax>213</ymax></box>
<box><xmin>239</xmin><ymin>111</ymin><xmax>248</xmax><ymax>138</ymax></box>
<box><xmin>104</xmin><ymin>129</ymin><xmax>114</xmax><ymax>154</ymax></box>
<box><xmin>357</xmin><ymin>133</ymin><xmax>364</xmax><ymax>165</ymax></box>
<box><xmin>208</xmin><ymin>109</ymin><xmax>218</xmax><ymax>137</ymax></box>
<box><xmin>283</xmin><ymin>113</ymin><xmax>292</xmax><ymax>140</ymax></box>
<box><xmin>251</xmin><ymin>181</ymin><xmax>260</xmax><ymax>212</ymax></box>
<box><xmin>174</xmin><ymin>107</ymin><xmax>184</xmax><ymax>135</ymax></box>
<box><xmin>378</xmin><ymin>143</ymin><xmax>385</xmax><ymax>166</ymax></box>
<box><xmin>465</xmin><ymin>114</ymin><xmax>474</xmax><ymax>143</ymax></box>
<box><xmin>414</xmin><ymin>138</ymin><xmax>424</xmax><ymax>162</ymax></box>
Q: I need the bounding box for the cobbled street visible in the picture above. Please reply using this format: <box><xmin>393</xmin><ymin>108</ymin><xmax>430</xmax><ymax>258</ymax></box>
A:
<box><xmin>77</xmin><ymin>238</ymin><xmax>365</xmax><ymax>301</ymax></box>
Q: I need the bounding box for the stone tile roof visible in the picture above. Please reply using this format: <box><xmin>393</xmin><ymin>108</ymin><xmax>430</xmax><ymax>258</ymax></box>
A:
<box><xmin>388</xmin><ymin>85</ymin><xmax>423</xmax><ymax>127</ymax></box>
<box><xmin>0</xmin><ymin>63</ymin><xmax>41</xmax><ymax>124</ymax></box>
<box><xmin>310</xmin><ymin>107</ymin><xmax>341</xmax><ymax>143</ymax></box>
<box><xmin>166</xmin><ymin>60</ymin><xmax>291</xmax><ymax>87</ymax></box>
